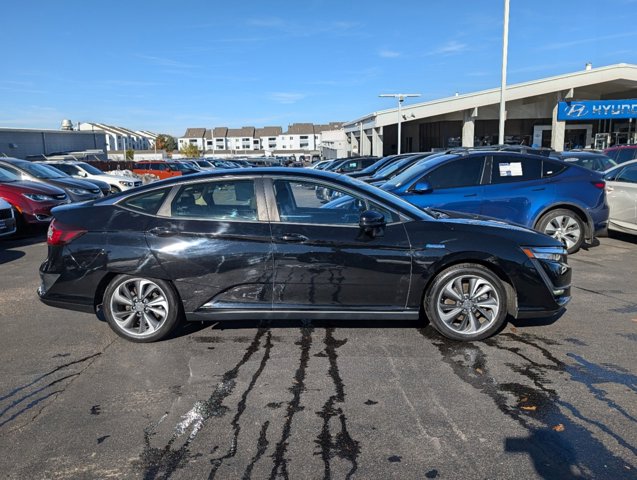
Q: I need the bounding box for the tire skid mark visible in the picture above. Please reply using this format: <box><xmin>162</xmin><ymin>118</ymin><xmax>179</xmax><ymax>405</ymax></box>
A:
<box><xmin>0</xmin><ymin>353</ymin><xmax>102</xmax><ymax>430</ymax></box>
<box><xmin>419</xmin><ymin>328</ymin><xmax>636</xmax><ymax>477</ymax></box>
<box><xmin>207</xmin><ymin>331</ymin><xmax>273</xmax><ymax>479</ymax></box>
<box><xmin>315</xmin><ymin>328</ymin><xmax>360</xmax><ymax>480</ymax></box>
<box><xmin>241</xmin><ymin>420</ymin><xmax>270</xmax><ymax>480</ymax></box>
<box><xmin>268</xmin><ymin>326</ymin><xmax>314</xmax><ymax>480</ymax></box>
<box><xmin>139</xmin><ymin>327</ymin><xmax>269</xmax><ymax>480</ymax></box>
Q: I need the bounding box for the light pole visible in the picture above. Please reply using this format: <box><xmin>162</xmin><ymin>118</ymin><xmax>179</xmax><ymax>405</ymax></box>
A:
<box><xmin>379</xmin><ymin>93</ymin><xmax>421</xmax><ymax>154</ymax></box>
<box><xmin>498</xmin><ymin>0</ymin><xmax>510</xmax><ymax>145</ymax></box>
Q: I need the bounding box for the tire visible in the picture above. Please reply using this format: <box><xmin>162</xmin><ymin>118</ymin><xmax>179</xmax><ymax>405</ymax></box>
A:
<box><xmin>109</xmin><ymin>185</ymin><xmax>122</xmax><ymax>194</ymax></box>
<box><xmin>536</xmin><ymin>209</ymin><xmax>584</xmax><ymax>254</ymax></box>
<box><xmin>424</xmin><ymin>264</ymin><xmax>508</xmax><ymax>341</ymax></box>
<box><xmin>103</xmin><ymin>275</ymin><xmax>181</xmax><ymax>342</ymax></box>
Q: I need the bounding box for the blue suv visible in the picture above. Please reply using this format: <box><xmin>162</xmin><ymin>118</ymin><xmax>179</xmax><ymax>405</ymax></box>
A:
<box><xmin>381</xmin><ymin>151</ymin><xmax>609</xmax><ymax>253</ymax></box>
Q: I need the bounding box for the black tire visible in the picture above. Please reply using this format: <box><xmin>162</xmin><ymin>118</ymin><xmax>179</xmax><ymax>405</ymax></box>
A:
<box><xmin>424</xmin><ymin>263</ymin><xmax>508</xmax><ymax>341</ymax></box>
<box><xmin>109</xmin><ymin>185</ymin><xmax>122</xmax><ymax>194</ymax></box>
<box><xmin>536</xmin><ymin>208</ymin><xmax>585</xmax><ymax>254</ymax></box>
<box><xmin>103</xmin><ymin>275</ymin><xmax>182</xmax><ymax>342</ymax></box>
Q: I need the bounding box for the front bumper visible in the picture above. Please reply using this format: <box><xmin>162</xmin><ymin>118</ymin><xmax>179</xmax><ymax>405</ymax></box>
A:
<box><xmin>515</xmin><ymin>255</ymin><xmax>571</xmax><ymax>319</ymax></box>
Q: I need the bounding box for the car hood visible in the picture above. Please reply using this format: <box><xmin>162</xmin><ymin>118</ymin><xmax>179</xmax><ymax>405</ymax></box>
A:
<box><xmin>0</xmin><ymin>180</ymin><xmax>67</xmax><ymax>196</ymax></box>
<box><xmin>432</xmin><ymin>208</ymin><xmax>563</xmax><ymax>247</ymax></box>
<box><xmin>45</xmin><ymin>177</ymin><xmax>102</xmax><ymax>191</ymax></box>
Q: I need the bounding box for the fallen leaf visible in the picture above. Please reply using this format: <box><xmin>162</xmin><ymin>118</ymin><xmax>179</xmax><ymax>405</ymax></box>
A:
<box><xmin>521</xmin><ymin>405</ymin><xmax>537</xmax><ymax>411</ymax></box>
<box><xmin>476</xmin><ymin>368</ymin><xmax>483</xmax><ymax>374</ymax></box>
<box><xmin>632</xmin><ymin>318</ymin><xmax>637</xmax><ymax>323</ymax></box>
<box><xmin>519</xmin><ymin>397</ymin><xmax>529</xmax><ymax>403</ymax></box>
<box><xmin>510</xmin><ymin>326</ymin><xmax>518</xmax><ymax>333</ymax></box>
<box><xmin>552</xmin><ymin>423</ymin><xmax>565</xmax><ymax>432</ymax></box>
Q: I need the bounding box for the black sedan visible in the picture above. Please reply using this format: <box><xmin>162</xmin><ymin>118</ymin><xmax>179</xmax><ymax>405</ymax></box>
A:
<box><xmin>38</xmin><ymin>168</ymin><xmax>571</xmax><ymax>342</ymax></box>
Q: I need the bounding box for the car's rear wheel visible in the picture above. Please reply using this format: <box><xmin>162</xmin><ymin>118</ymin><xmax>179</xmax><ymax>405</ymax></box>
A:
<box><xmin>103</xmin><ymin>275</ymin><xmax>181</xmax><ymax>342</ymax></box>
<box><xmin>536</xmin><ymin>209</ymin><xmax>584</xmax><ymax>254</ymax></box>
<box><xmin>425</xmin><ymin>264</ymin><xmax>508</xmax><ymax>341</ymax></box>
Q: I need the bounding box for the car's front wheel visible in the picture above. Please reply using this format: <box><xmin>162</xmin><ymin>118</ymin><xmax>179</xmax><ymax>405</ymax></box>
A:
<box><xmin>424</xmin><ymin>264</ymin><xmax>508</xmax><ymax>341</ymax></box>
<box><xmin>103</xmin><ymin>275</ymin><xmax>181</xmax><ymax>342</ymax></box>
<box><xmin>109</xmin><ymin>185</ymin><xmax>122</xmax><ymax>194</ymax></box>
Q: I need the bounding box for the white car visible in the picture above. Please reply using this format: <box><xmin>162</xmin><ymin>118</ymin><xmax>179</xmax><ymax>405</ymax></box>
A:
<box><xmin>0</xmin><ymin>197</ymin><xmax>17</xmax><ymax>237</ymax></box>
<box><xmin>41</xmin><ymin>161</ymin><xmax>142</xmax><ymax>193</ymax></box>
<box><xmin>604</xmin><ymin>159</ymin><xmax>637</xmax><ymax>235</ymax></box>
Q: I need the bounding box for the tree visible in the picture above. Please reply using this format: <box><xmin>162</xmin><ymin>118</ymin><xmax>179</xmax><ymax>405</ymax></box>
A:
<box><xmin>155</xmin><ymin>134</ymin><xmax>177</xmax><ymax>152</ymax></box>
<box><xmin>180</xmin><ymin>143</ymin><xmax>201</xmax><ymax>158</ymax></box>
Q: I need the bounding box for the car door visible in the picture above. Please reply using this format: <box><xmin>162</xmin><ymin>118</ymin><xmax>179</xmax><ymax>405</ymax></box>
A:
<box><xmin>267</xmin><ymin>177</ymin><xmax>412</xmax><ymax>310</ymax></box>
<box><xmin>143</xmin><ymin>177</ymin><xmax>274</xmax><ymax>312</ymax></box>
<box><xmin>400</xmin><ymin>155</ymin><xmax>487</xmax><ymax>214</ymax></box>
<box><xmin>480</xmin><ymin>155</ymin><xmax>555</xmax><ymax>226</ymax></box>
<box><xmin>606</xmin><ymin>164</ymin><xmax>637</xmax><ymax>232</ymax></box>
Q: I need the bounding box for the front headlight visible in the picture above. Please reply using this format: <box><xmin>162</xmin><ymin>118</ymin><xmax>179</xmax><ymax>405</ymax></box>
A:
<box><xmin>67</xmin><ymin>188</ymin><xmax>91</xmax><ymax>195</ymax></box>
<box><xmin>118</xmin><ymin>180</ymin><xmax>134</xmax><ymax>187</ymax></box>
<box><xmin>522</xmin><ymin>246</ymin><xmax>567</xmax><ymax>261</ymax></box>
<box><xmin>22</xmin><ymin>193</ymin><xmax>54</xmax><ymax>202</ymax></box>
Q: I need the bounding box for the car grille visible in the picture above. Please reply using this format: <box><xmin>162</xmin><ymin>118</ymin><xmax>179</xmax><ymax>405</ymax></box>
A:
<box><xmin>0</xmin><ymin>208</ymin><xmax>12</xmax><ymax>220</ymax></box>
<box><xmin>134</xmin><ymin>182</ymin><xmax>142</xmax><ymax>187</ymax></box>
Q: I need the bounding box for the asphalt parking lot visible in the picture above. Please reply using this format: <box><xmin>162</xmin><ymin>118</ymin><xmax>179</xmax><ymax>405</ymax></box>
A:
<box><xmin>0</xmin><ymin>231</ymin><xmax>636</xmax><ymax>479</ymax></box>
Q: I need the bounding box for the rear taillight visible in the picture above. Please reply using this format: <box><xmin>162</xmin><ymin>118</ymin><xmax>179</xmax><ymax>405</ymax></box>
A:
<box><xmin>47</xmin><ymin>220</ymin><xmax>87</xmax><ymax>246</ymax></box>
<box><xmin>592</xmin><ymin>180</ymin><xmax>605</xmax><ymax>189</ymax></box>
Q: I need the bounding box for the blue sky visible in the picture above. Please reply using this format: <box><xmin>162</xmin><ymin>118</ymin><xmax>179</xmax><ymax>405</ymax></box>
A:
<box><xmin>2</xmin><ymin>0</ymin><xmax>637</xmax><ymax>136</ymax></box>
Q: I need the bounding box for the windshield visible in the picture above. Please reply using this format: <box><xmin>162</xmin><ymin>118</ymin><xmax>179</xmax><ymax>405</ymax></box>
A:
<box><xmin>562</xmin><ymin>155</ymin><xmax>616</xmax><ymax>171</ymax></box>
<box><xmin>0</xmin><ymin>166</ymin><xmax>18</xmax><ymax>182</ymax></box>
<box><xmin>358</xmin><ymin>157</ymin><xmax>392</xmax><ymax>175</ymax></box>
<box><xmin>170</xmin><ymin>163</ymin><xmax>195</xmax><ymax>172</ymax></box>
<box><xmin>78</xmin><ymin>162</ymin><xmax>104</xmax><ymax>175</ymax></box>
<box><xmin>383</xmin><ymin>154</ymin><xmax>457</xmax><ymax>189</ymax></box>
<box><xmin>195</xmin><ymin>160</ymin><xmax>212</xmax><ymax>168</ymax></box>
<box><xmin>373</xmin><ymin>156</ymin><xmax>418</xmax><ymax>178</ymax></box>
<box><xmin>18</xmin><ymin>161</ymin><xmax>67</xmax><ymax>179</ymax></box>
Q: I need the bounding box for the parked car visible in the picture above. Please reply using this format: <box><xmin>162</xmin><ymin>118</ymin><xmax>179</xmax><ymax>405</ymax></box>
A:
<box><xmin>132</xmin><ymin>161</ymin><xmax>197</xmax><ymax>180</ymax></box>
<box><xmin>381</xmin><ymin>151</ymin><xmax>608</xmax><ymax>253</ymax></box>
<box><xmin>603</xmin><ymin>159</ymin><xmax>637</xmax><ymax>235</ymax></box>
<box><xmin>347</xmin><ymin>154</ymin><xmax>415</xmax><ymax>179</ymax></box>
<box><xmin>358</xmin><ymin>153</ymin><xmax>436</xmax><ymax>185</ymax></box>
<box><xmin>310</xmin><ymin>159</ymin><xmax>335</xmax><ymax>170</ymax></box>
<box><xmin>0</xmin><ymin>158</ymin><xmax>104</xmax><ymax>202</ymax></box>
<box><xmin>325</xmin><ymin>157</ymin><xmax>378</xmax><ymax>174</ymax></box>
<box><xmin>0</xmin><ymin>197</ymin><xmax>17</xmax><ymax>237</ymax></box>
<box><xmin>603</xmin><ymin>145</ymin><xmax>637</xmax><ymax>164</ymax></box>
<box><xmin>38</xmin><ymin>160</ymin><xmax>141</xmax><ymax>193</ymax></box>
<box><xmin>0</xmin><ymin>166</ymin><xmax>68</xmax><ymax>231</ymax></box>
<box><xmin>557</xmin><ymin>152</ymin><xmax>617</xmax><ymax>172</ymax></box>
<box><xmin>39</xmin><ymin>168</ymin><xmax>571</xmax><ymax>343</ymax></box>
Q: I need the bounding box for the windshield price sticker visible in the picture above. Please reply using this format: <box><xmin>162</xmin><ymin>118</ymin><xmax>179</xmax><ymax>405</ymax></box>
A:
<box><xmin>499</xmin><ymin>162</ymin><xmax>523</xmax><ymax>177</ymax></box>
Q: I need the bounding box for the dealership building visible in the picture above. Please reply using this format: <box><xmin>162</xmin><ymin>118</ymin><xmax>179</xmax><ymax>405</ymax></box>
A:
<box><xmin>344</xmin><ymin>63</ymin><xmax>637</xmax><ymax>155</ymax></box>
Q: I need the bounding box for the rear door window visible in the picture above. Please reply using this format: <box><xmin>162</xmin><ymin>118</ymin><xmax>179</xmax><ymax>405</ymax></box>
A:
<box><xmin>424</xmin><ymin>156</ymin><xmax>485</xmax><ymax>189</ymax></box>
<box><xmin>170</xmin><ymin>180</ymin><xmax>258</xmax><ymax>221</ymax></box>
<box><xmin>490</xmin><ymin>156</ymin><xmax>542</xmax><ymax>184</ymax></box>
<box><xmin>615</xmin><ymin>165</ymin><xmax>637</xmax><ymax>183</ymax></box>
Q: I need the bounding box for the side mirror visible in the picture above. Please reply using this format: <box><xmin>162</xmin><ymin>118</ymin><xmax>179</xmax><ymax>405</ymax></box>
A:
<box><xmin>411</xmin><ymin>179</ymin><xmax>433</xmax><ymax>194</ymax></box>
<box><xmin>359</xmin><ymin>210</ymin><xmax>386</xmax><ymax>237</ymax></box>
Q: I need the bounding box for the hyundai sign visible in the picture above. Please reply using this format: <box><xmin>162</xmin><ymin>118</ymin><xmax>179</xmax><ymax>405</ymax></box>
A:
<box><xmin>557</xmin><ymin>100</ymin><xmax>637</xmax><ymax>120</ymax></box>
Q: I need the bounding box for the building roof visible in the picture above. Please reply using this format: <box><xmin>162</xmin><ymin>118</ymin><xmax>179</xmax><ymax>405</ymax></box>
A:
<box><xmin>213</xmin><ymin>127</ymin><xmax>228</xmax><ymax>137</ymax></box>
<box><xmin>227</xmin><ymin>127</ymin><xmax>255</xmax><ymax>137</ymax></box>
<box><xmin>344</xmin><ymin>63</ymin><xmax>637</xmax><ymax>131</ymax></box>
<box><xmin>285</xmin><ymin>123</ymin><xmax>314</xmax><ymax>135</ymax></box>
<box><xmin>255</xmin><ymin>126</ymin><xmax>283</xmax><ymax>137</ymax></box>
<box><xmin>182</xmin><ymin>128</ymin><xmax>207</xmax><ymax>138</ymax></box>
<box><xmin>314</xmin><ymin>123</ymin><xmax>343</xmax><ymax>133</ymax></box>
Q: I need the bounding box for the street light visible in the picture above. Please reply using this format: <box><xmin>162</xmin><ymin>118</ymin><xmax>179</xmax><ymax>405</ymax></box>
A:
<box><xmin>498</xmin><ymin>0</ymin><xmax>510</xmax><ymax>145</ymax></box>
<box><xmin>379</xmin><ymin>93</ymin><xmax>421</xmax><ymax>154</ymax></box>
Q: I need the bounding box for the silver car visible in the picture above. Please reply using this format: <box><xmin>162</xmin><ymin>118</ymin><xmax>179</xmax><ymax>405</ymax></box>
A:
<box><xmin>604</xmin><ymin>159</ymin><xmax>637</xmax><ymax>235</ymax></box>
<box><xmin>0</xmin><ymin>197</ymin><xmax>17</xmax><ymax>237</ymax></box>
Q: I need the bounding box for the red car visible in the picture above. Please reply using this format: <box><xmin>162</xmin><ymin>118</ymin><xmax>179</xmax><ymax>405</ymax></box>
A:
<box><xmin>603</xmin><ymin>145</ymin><xmax>637</xmax><ymax>164</ymax></box>
<box><xmin>0</xmin><ymin>167</ymin><xmax>69</xmax><ymax>231</ymax></box>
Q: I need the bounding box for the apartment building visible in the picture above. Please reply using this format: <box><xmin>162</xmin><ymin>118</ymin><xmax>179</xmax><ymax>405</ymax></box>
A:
<box><xmin>178</xmin><ymin>128</ymin><xmax>207</xmax><ymax>151</ymax></box>
<box><xmin>226</xmin><ymin>127</ymin><xmax>257</xmax><ymax>151</ymax></box>
<box><xmin>256</xmin><ymin>126</ymin><xmax>283</xmax><ymax>152</ymax></box>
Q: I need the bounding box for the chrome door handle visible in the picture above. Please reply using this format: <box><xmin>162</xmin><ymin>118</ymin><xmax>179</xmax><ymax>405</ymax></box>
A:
<box><xmin>279</xmin><ymin>233</ymin><xmax>308</xmax><ymax>242</ymax></box>
<box><xmin>148</xmin><ymin>227</ymin><xmax>178</xmax><ymax>237</ymax></box>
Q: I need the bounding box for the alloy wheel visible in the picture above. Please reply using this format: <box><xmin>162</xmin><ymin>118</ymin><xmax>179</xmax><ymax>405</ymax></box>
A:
<box><xmin>109</xmin><ymin>278</ymin><xmax>170</xmax><ymax>338</ymax></box>
<box><xmin>543</xmin><ymin>215</ymin><xmax>581</xmax><ymax>250</ymax></box>
<box><xmin>435</xmin><ymin>275</ymin><xmax>501</xmax><ymax>336</ymax></box>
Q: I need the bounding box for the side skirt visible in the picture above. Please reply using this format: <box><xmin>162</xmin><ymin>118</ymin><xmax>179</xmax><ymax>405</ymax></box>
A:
<box><xmin>186</xmin><ymin>309</ymin><xmax>420</xmax><ymax>321</ymax></box>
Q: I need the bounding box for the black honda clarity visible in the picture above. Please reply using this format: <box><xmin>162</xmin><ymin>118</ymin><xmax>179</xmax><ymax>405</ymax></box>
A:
<box><xmin>38</xmin><ymin>168</ymin><xmax>571</xmax><ymax>342</ymax></box>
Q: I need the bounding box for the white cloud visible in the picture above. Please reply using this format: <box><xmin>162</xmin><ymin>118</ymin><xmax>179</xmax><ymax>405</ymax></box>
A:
<box><xmin>425</xmin><ymin>40</ymin><xmax>468</xmax><ymax>56</ymax></box>
<box><xmin>378</xmin><ymin>48</ymin><xmax>401</xmax><ymax>58</ymax></box>
<box><xmin>268</xmin><ymin>92</ymin><xmax>307</xmax><ymax>104</ymax></box>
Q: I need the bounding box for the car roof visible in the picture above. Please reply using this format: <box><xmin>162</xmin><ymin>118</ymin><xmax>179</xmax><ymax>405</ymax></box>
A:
<box><xmin>605</xmin><ymin>145</ymin><xmax>637</xmax><ymax>150</ymax></box>
<box><xmin>559</xmin><ymin>151</ymin><xmax>608</xmax><ymax>157</ymax></box>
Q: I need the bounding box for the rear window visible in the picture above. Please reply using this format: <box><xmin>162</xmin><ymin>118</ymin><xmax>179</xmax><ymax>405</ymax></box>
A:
<box><xmin>121</xmin><ymin>188</ymin><xmax>170</xmax><ymax>214</ymax></box>
<box><xmin>615</xmin><ymin>149</ymin><xmax>637</xmax><ymax>164</ymax></box>
<box><xmin>542</xmin><ymin>160</ymin><xmax>568</xmax><ymax>178</ymax></box>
